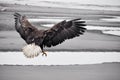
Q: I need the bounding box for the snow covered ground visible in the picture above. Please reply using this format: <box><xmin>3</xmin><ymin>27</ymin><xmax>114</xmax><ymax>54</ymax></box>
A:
<box><xmin>0</xmin><ymin>51</ymin><xmax>120</xmax><ymax>65</ymax></box>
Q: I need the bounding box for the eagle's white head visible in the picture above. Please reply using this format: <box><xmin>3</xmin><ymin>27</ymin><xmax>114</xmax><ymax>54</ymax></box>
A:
<box><xmin>22</xmin><ymin>43</ymin><xmax>41</xmax><ymax>58</ymax></box>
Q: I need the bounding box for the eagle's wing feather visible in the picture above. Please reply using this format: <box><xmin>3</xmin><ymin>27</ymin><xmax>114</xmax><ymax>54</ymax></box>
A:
<box><xmin>43</xmin><ymin>19</ymin><xmax>86</xmax><ymax>47</ymax></box>
<box><xmin>14</xmin><ymin>13</ymin><xmax>26</xmax><ymax>40</ymax></box>
<box><xmin>14</xmin><ymin>13</ymin><xmax>37</xmax><ymax>44</ymax></box>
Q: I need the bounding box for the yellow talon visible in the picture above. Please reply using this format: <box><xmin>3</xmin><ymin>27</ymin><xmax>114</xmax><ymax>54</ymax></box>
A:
<box><xmin>42</xmin><ymin>51</ymin><xmax>47</xmax><ymax>56</ymax></box>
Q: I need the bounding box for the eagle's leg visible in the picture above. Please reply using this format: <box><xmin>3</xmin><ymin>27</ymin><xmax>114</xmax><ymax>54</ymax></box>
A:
<box><xmin>40</xmin><ymin>46</ymin><xmax>47</xmax><ymax>56</ymax></box>
<box><xmin>42</xmin><ymin>50</ymin><xmax>47</xmax><ymax>56</ymax></box>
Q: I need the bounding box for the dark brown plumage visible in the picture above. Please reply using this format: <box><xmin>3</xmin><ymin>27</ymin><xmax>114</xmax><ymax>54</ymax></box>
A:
<box><xmin>14</xmin><ymin>13</ymin><xmax>86</xmax><ymax>57</ymax></box>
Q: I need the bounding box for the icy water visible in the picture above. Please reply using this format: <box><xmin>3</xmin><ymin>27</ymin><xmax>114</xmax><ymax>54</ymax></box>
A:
<box><xmin>0</xmin><ymin>52</ymin><xmax>120</xmax><ymax>65</ymax></box>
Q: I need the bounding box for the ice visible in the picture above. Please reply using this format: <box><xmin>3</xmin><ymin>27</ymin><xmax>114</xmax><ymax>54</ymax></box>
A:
<box><xmin>103</xmin><ymin>31</ymin><xmax>120</xmax><ymax>36</ymax></box>
<box><xmin>84</xmin><ymin>26</ymin><xmax>120</xmax><ymax>31</ymax></box>
<box><xmin>0</xmin><ymin>51</ymin><xmax>120</xmax><ymax>65</ymax></box>
<box><xmin>28</xmin><ymin>19</ymin><xmax>63</xmax><ymax>23</ymax></box>
<box><xmin>1</xmin><ymin>0</ymin><xmax>120</xmax><ymax>11</ymax></box>
<box><xmin>84</xmin><ymin>26</ymin><xmax>120</xmax><ymax>36</ymax></box>
<box><xmin>101</xmin><ymin>17</ymin><xmax>120</xmax><ymax>22</ymax></box>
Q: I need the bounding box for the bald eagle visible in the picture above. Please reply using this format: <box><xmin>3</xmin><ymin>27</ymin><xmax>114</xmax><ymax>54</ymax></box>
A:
<box><xmin>14</xmin><ymin>13</ymin><xmax>86</xmax><ymax>58</ymax></box>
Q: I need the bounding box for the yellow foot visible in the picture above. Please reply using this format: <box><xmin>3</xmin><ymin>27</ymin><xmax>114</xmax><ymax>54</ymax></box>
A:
<box><xmin>42</xmin><ymin>51</ymin><xmax>47</xmax><ymax>56</ymax></box>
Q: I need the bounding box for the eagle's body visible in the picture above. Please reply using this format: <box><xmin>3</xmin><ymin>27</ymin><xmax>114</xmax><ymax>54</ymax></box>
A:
<box><xmin>14</xmin><ymin>13</ymin><xmax>86</xmax><ymax>58</ymax></box>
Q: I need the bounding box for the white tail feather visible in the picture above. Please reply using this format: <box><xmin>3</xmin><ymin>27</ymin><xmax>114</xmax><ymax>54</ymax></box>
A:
<box><xmin>22</xmin><ymin>43</ymin><xmax>41</xmax><ymax>58</ymax></box>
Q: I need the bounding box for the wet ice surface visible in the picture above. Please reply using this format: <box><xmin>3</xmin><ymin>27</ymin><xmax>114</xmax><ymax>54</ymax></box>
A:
<box><xmin>0</xmin><ymin>52</ymin><xmax>120</xmax><ymax>65</ymax></box>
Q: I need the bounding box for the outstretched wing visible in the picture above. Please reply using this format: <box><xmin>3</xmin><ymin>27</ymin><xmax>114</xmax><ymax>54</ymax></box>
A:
<box><xmin>14</xmin><ymin>13</ymin><xmax>26</xmax><ymax>40</ymax></box>
<box><xmin>14</xmin><ymin>13</ymin><xmax>37</xmax><ymax>44</ymax></box>
<box><xmin>43</xmin><ymin>18</ymin><xmax>86</xmax><ymax>47</ymax></box>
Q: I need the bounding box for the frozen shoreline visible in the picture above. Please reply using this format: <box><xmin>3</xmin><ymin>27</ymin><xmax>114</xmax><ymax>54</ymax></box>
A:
<box><xmin>0</xmin><ymin>51</ymin><xmax>120</xmax><ymax>65</ymax></box>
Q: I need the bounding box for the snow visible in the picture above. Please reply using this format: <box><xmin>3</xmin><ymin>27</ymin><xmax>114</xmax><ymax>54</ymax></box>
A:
<box><xmin>0</xmin><ymin>51</ymin><xmax>120</xmax><ymax>65</ymax></box>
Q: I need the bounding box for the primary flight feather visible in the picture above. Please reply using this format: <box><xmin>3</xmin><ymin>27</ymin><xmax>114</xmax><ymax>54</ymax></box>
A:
<box><xmin>14</xmin><ymin>13</ymin><xmax>86</xmax><ymax>58</ymax></box>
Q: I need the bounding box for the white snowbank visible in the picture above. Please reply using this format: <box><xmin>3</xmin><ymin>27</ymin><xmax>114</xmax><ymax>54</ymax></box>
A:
<box><xmin>0</xmin><ymin>52</ymin><xmax>120</xmax><ymax>65</ymax></box>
